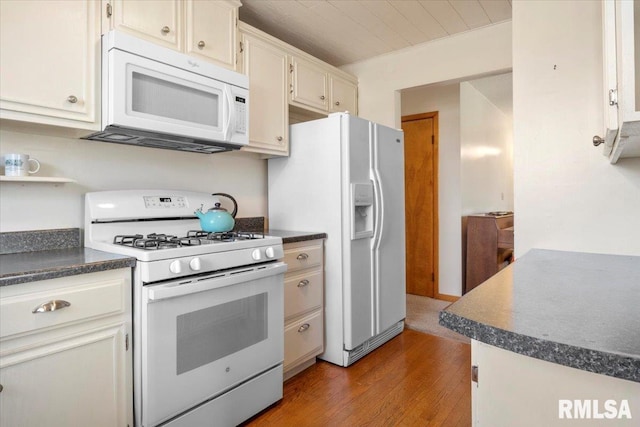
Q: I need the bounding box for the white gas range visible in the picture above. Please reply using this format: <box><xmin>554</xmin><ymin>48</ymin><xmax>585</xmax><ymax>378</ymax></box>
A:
<box><xmin>85</xmin><ymin>190</ymin><xmax>286</xmax><ymax>427</ymax></box>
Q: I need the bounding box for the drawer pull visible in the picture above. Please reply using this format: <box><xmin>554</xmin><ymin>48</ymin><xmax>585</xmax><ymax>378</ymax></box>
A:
<box><xmin>296</xmin><ymin>253</ymin><xmax>309</xmax><ymax>261</ymax></box>
<box><xmin>32</xmin><ymin>300</ymin><xmax>71</xmax><ymax>314</ymax></box>
<box><xmin>298</xmin><ymin>323</ymin><xmax>310</xmax><ymax>333</ymax></box>
<box><xmin>297</xmin><ymin>279</ymin><xmax>310</xmax><ymax>287</ymax></box>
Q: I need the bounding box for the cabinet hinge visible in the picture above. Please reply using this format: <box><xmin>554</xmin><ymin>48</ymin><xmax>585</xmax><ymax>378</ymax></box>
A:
<box><xmin>471</xmin><ymin>365</ymin><xmax>479</xmax><ymax>384</ymax></box>
<box><xmin>431</xmin><ymin>272</ymin><xmax>435</xmax><ymax>282</ymax></box>
<box><xmin>239</xmin><ymin>41</ymin><xmax>243</xmax><ymax>53</ymax></box>
<box><xmin>290</xmin><ymin>63</ymin><xmax>294</xmax><ymax>73</ymax></box>
<box><xmin>431</xmin><ymin>135</ymin><xmax>434</xmax><ymax>144</ymax></box>
<box><xmin>106</xmin><ymin>2</ymin><xmax>112</xmax><ymax>18</ymax></box>
<box><xmin>125</xmin><ymin>333</ymin><xmax>129</xmax><ymax>351</ymax></box>
<box><xmin>609</xmin><ymin>89</ymin><xmax>618</xmax><ymax>106</ymax></box>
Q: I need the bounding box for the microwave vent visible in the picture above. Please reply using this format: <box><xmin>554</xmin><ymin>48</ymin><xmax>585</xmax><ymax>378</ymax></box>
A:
<box><xmin>83</xmin><ymin>126</ymin><xmax>235</xmax><ymax>154</ymax></box>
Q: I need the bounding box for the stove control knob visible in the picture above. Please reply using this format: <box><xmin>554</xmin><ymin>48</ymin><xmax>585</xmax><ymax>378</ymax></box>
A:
<box><xmin>265</xmin><ymin>247</ymin><xmax>276</xmax><ymax>259</ymax></box>
<box><xmin>189</xmin><ymin>258</ymin><xmax>202</xmax><ymax>271</ymax></box>
<box><xmin>251</xmin><ymin>249</ymin><xmax>262</xmax><ymax>261</ymax></box>
<box><xmin>169</xmin><ymin>260</ymin><xmax>182</xmax><ymax>274</ymax></box>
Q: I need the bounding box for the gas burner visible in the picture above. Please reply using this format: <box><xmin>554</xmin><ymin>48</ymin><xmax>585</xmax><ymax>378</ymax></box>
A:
<box><xmin>146</xmin><ymin>233</ymin><xmax>177</xmax><ymax>241</ymax></box>
<box><xmin>114</xmin><ymin>234</ymin><xmax>144</xmax><ymax>245</ymax></box>
<box><xmin>133</xmin><ymin>238</ymin><xmax>180</xmax><ymax>250</ymax></box>
<box><xmin>186</xmin><ymin>230</ymin><xmax>265</xmax><ymax>242</ymax></box>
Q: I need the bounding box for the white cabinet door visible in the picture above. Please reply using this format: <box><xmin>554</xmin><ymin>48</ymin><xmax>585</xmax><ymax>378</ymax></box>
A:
<box><xmin>111</xmin><ymin>0</ymin><xmax>183</xmax><ymax>51</ymax></box>
<box><xmin>329</xmin><ymin>75</ymin><xmax>358</xmax><ymax>115</ymax></box>
<box><xmin>0</xmin><ymin>325</ymin><xmax>129</xmax><ymax>427</ymax></box>
<box><xmin>240</xmin><ymin>28</ymin><xmax>289</xmax><ymax>156</ymax></box>
<box><xmin>0</xmin><ymin>269</ymin><xmax>133</xmax><ymax>427</ymax></box>
<box><xmin>601</xmin><ymin>0</ymin><xmax>640</xmax><ymax>162</ymax></box>
<box><xmin>186</xmin><ymin>0</ymin><xmax>238</xmax><ymax>70</ymax></box>
<box><xmin>0</xmin><ymin>0</ymin><xmax>100</xmax><ymax>129</ymax></box>
<box><xmin>290</xmin><ymin>56</ymin><xmax>328</xmax><ymax>112</ymax></box>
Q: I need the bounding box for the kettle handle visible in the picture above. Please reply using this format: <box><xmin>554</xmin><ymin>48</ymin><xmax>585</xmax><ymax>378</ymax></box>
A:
<box><xmin>211</xmin><ymin>193</ymin><xmax>238</xmax><ymax>218</ymax></box>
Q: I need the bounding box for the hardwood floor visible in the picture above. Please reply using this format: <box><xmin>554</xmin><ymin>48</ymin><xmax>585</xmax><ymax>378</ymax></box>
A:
<box><xmin>243</xmin><ymin>329</ymin><xmax>471</xmax><ymax>427</ymax></box>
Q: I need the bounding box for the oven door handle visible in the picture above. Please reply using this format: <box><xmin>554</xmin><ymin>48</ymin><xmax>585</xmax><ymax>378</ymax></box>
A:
<box><xmin>146</xmin><ymin>262</ymin><xmax>287</xmax><ymax>301</ymax></box>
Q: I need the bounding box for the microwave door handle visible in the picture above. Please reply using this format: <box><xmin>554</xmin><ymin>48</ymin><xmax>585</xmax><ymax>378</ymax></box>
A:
<box><xmin>223</xmin><ymin>86</ymin><xmax>234</xmax><ymax>141</ymax></box>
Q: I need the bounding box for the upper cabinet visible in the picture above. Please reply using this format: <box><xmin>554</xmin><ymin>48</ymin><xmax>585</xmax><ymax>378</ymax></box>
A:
<box><xmin>329</xmin><ymin>74</ymin><xmax>358</xmax><ymax>115</ymax></box>
<box><xmin>290</xmin><ymin>56</ymin><xmax>329</xmax><ymax>112</ymax></box>
<box><xmin>110</xmin><ymin>0</ymin><xmax>183</xmax><ymax>51</ymax></box>
<box><xmin>599</xmin><ymin>0</ymin><xmax>640</xmax><ymax>163</ymax></box>
<box><xmin>289</xmin><ymin>55</ymin><xmax>358</xmax><ymax>116</ymax></box>
<box><xmin>107</xmin><ymin>0</ymin><xmax>240</xmax><ymax>70</ymax></box>
<box><xmin>185</xmin><ymin>0</ymin><xmax>238</xmax><ymax>69</ymax></box>
<box><xmin>0</xmin><ymin>0</ymin><xmax>101</xmax><ymax>130</ymax></box>
<box><xmin>239</xmin><ymin>23</ymin><xmax>289</xmax><ymax>157</ymax></box>
<box><xmin>239</xmin><ymin>22</ymin><xmax>359</xmax><ymax>157</ymax></box>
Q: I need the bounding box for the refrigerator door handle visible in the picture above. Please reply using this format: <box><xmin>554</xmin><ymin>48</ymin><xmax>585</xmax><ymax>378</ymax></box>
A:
<box><xmin>371</xmin><ymin>171</ymin><xmax>383</xmax><ymax>250</ymax></box>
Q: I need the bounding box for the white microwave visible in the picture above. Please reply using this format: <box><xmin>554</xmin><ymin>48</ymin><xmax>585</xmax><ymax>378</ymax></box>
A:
<box><xmin>85</xmin><ymin>31</ymin><xmax>248</xmax><ymax>154</ymax></box>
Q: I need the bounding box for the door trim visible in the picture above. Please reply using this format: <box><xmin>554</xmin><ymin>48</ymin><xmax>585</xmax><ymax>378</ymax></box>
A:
<box><xmin>401</xmin><ymin>112</ymin><xmax>440</xmax><ymax>299</ymax></box>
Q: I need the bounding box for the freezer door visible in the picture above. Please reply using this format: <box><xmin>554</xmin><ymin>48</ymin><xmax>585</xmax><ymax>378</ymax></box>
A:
<box><xmin>371</xmin><ymin>123</ymin><xmax>406</xmax><ymax>333</ymax></box>
<box><xmin>343</xmin><ymin>114</ymin><xmax>374</xmax><ymax>350</ymax></box>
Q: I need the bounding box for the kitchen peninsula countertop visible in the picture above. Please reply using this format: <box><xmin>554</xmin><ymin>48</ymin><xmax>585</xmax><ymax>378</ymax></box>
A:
<box><xmin>439</xmin><ymin>249</ymin><xmax>640</xmax><ymax>383</ymax></box>
<box><xmin>265</xmin><ymin>229</ymin><xmax>327</xmax><ymax>244</ymax></box>
<box><xmin>0</xmin><ymin>248</ymin><xmax>136</xmax><ymax>287</ymax></box>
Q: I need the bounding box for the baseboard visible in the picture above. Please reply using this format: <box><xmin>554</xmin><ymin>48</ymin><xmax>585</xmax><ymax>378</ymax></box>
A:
<box><xmin>435</xmin><ymin>293</ymin><xmax>460</xmax><ymax>302</ymax></box>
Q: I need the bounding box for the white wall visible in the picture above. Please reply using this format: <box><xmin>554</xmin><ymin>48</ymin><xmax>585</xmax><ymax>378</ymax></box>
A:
<box><xmin>513</xmin><ymin>0</ymin><xmax>640</xmax><ymax>257</ymax></box>
<box><xmin>460</xmin><ymin>81</ymin><xmax>513</xmax><ymax>215</ymax></box>
<box><xmin>345</xmin><ymin>22</ymin><xmax>512</xmax><ymax>297</ymax></box>
<box><xmin>0</xmin><ymin>126</ymin><xmax>267</xmax><ymax>232</ymax></box>
<box><xmin>342</xmin><ymin>21</ymin><xmax>512</xmax><ymax>129</ymax></box>
<box><xmin>401</xmin><ymin>83</ymin><xmax>462</xmax><ymax>297</ymax></box>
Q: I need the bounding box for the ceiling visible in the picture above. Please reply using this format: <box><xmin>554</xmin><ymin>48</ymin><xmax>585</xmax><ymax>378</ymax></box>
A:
<box><xmin>239</xmin><ymin>0</ymin><xmax>512</xmax><ymax>67</ymax></box>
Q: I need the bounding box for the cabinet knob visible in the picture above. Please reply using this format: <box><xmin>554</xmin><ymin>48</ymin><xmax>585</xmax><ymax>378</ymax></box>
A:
<box><xmin>32</xmin><ymin>300</ymin><xmax>71</xmax><ymax>314</ymax></box>
<box><xmin>296</xmin><ymin>253</ymin><xmax>309</xmax><ymax>261</ymax></box>
<box><xmin>67</xmin><ymin>95</ymin><xmax>78</xmax><ymax>104</ymax></box>
<box><xmin>335</xmin><ymin>101</ymin><xmax>340</xmax><ymax>106</ymax></box>
<box><xmin>161</xmin><ymin>26</ymin><xmax>170</xmax><ymax>34</ymax></box>
<box><xmin>320</xmin><ymin>95</ymin><xmax>325</xmax><ymax>100</ymax></box>
<box><xmin>277</xmin><ymin>136</ymin><xmax>283</xmax><ymax>141</ymax></box>
<box><xmin>197</xmin><ymin>40</ymin><xmax>205</xmax><ymax>48</ymax></box>
<box><xmin>298</xmin><ymin>323</ymin><xmax>310</xmax><ymax>333</ymax></box>
<box><xmin>298</xmin><ymin>279</ymin><xmax>310</xmax><ymax>287</ymax></box>
<box><xmin>593</xmin><ymin>135</ymin><xmax>605</xmax><ymax>146</ymax></box>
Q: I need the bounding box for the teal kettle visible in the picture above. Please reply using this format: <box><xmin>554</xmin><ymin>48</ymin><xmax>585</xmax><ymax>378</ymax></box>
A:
<box><xmin>194</xmin><ymin>193</ymin><xmax>238</xmax><ymax>233</ymax></box>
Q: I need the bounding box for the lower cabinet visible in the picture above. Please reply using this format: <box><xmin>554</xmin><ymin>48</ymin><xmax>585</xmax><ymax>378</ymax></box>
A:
<box><xmin>282</xmin><ymin>239</ymin><xmax>324</xmax><ymax>380</ymax></box>
<box><xmin>0</xmin><ymin>269</ymin><xmax>133</xmax><ymax>427</ymax></box>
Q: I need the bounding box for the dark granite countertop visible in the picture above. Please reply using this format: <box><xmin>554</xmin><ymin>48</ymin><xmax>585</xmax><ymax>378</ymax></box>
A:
<box><xmin>265</xmin><ymin>229</ymin><xmax>327</xmax><ymax>244</ymax></box>
<box><xmin>0</xmin><ymin>248</ymin><xmax>136</xmax><ymax>287</ymax></box>
<box><xmin>439</xmin><ymin>249</ymin><xmax>640</xmax><ymax>383</ymax></box>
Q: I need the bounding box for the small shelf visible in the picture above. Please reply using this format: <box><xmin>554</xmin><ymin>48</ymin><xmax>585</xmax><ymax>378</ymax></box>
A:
<box><xmin>0</xmin><ymin>176</ymin><xmax>76</xmax><ymax>183</ymax></box>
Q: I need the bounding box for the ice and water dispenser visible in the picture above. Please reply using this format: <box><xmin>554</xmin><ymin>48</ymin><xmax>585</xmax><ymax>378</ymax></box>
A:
<box><xmin>351</xmin><ymin>183</ymin><xmax>374</xmax><ymax>239</ymax></box>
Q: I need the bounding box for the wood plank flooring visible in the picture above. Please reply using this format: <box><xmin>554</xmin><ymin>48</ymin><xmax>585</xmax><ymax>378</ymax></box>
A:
<box><xmin>243</xmin><ymin>329</ymin><xmax>471</xmax><ymax>427</ymax></box>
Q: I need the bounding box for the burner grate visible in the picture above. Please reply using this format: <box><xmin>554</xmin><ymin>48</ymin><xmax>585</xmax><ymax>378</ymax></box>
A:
<box><xmin>112</xmin><ymin>230</ymin><xmax>263</xmax><ymax>250</ymax></box>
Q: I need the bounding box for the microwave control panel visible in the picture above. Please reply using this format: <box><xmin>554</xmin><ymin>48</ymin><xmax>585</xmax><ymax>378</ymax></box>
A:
<box><xmin>235</xmin><ymin>96</ymin><xmax>247</xmax><ymax>134</ymax></box>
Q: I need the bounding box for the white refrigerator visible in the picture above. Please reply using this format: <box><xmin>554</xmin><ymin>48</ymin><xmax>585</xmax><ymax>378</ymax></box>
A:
<box><xmin>268</xmin><ymin>112</ymin><xmax>406</xmax><ymax>367</ymax></box>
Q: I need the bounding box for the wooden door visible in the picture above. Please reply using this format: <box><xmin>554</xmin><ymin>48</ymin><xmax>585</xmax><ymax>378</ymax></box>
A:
<box><xmin>402</xmin><ymin>113</ymin><xmax>438</xmax><ymax>297</ymax></box>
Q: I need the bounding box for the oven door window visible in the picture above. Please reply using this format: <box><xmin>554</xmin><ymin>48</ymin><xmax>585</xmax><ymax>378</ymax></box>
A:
<box><xmin>142</xmin><ymin>269</ymin><xmax>284</xmax><ymax>427</ymax></box>
<box><xmin>176</xmin><ymin>293</ymin><xmax>267</xmax><ymax>375</ymax></box>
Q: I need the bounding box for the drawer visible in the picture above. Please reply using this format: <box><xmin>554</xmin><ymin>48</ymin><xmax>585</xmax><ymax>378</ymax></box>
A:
<box><xmin>283</xmin><ymin>243</ymin><xmax>323</xmax><ymax>272</ymax></box>
<box><xmin>1</xmin><ymin>275</ymin><xmax>127</xmax><ymax>339</ymax></box>
<box><xmin>284</xmin><ymin>311</ymin><xmax>323</xmax><ymax>369</ymax></box>
<box><xmin>284</xmin><ymin>269</ymin><xmax>322</xmax><ymax>320</ymax></box>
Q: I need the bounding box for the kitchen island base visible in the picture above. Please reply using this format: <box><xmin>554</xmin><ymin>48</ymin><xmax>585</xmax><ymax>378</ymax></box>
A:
<box><xmin>472</xmin><ymin>340</ymin><xmax>639</xmax><ymax>426</ymax></box>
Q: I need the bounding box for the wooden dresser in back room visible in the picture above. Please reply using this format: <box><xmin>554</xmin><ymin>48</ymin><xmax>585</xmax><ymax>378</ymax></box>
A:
<box><xmin>462</xmin><ymin>212</ymin><xmax>514</xmax><ymax>294</ymax></box>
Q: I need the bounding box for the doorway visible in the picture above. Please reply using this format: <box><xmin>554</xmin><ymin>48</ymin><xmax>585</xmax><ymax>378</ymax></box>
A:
<box><xmin>402</xmin><ymin>112</ymin><xmax>439</xmax><ymax>298</ymax></box>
